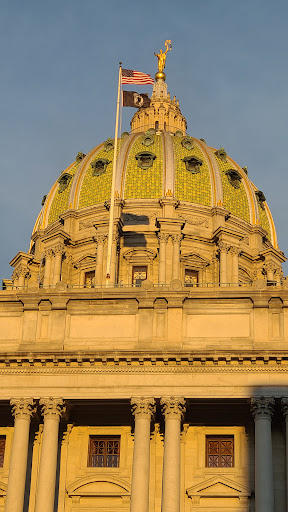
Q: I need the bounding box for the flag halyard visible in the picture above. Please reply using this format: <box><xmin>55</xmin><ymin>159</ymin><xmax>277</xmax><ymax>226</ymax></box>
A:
<box><xmin>122</xmin><ymin>69</ymin><xmax>154</xmax><ymax>85</ymax></box>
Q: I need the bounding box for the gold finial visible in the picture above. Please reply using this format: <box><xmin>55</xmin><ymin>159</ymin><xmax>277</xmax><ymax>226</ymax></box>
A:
<box><xmin>154</xmin><ymin>40</ymin><xmax>172</xmax><ymax>81</ymax></box>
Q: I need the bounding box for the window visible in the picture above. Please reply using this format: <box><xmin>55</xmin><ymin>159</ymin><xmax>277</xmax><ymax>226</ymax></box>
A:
<box><xmin>135</xmin><ymin>152</ymin><xmax>156</xmax><ymax>170</ymax></box>
<box><xmin>0</xmin><ymin>437</ymin><xmax>5</xmax><ymax>467</ymax></box>
<box><xmin>185</xmin><ymin>269</ymin><xmax>199</xmax><ymax>287</ymax></box>
<box><xmin>206</xmin><ymin>436</ymin><xmax>234</xmax><ymax>468</ymax></box>
<box><xmin>132</xmin><ymin>266</ymin><xmax>147</xmax><ymax>286</ymax></box>
<box><xmin>84</xmin><ymin>271</ymin><xmax>95</xmax><ymax>288</ymax></box>
<box><xmin>88</xmin><ymin>436</ymin><xmax>120</xmax><ymax>467</ymax></box>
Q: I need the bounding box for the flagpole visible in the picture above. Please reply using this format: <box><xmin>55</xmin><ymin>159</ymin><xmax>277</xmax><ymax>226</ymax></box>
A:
<box><xmin>105</xmin><ymin>62</ymin><xmax>122</xmax><ymax>287</ymax></box>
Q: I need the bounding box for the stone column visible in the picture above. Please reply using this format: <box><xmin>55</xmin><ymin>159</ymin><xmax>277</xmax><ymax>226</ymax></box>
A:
<box><xmin>281</xmin><ymin>398</ymin><xmax>288</xmax><ymax>512</ymax></box>
<box><xmin>158</xmin><ymin>234</ymin><xmax>169</xmax><ymax>285</ymax></box>
<box><xmin>5</xmin><ymin>398</ymin><xmax>36</xmax><ymax>512</ymax></box>
<box><xmin>251</xmin><ymin>396</ymin><xmax>275</xmax><ymax>512</ymax></box>
<box><xmin>43</xmin><ymin>249</ymin><xmax>53</xmax><ymax>288</ymax></box>
<box><xmin>17</xmin><ymin>268</ymin><xmax>27</xmax><ymax>290</ymax></box>
<box><xmin>110</xmin><ymin>234</ymin><xmax>119</xmax><ymax>286</ymax></box>
<box><xmin>218</xmin><ymin>242</ymin><xmax>229</xmax><ymax>286</ymax></box>
<box><xmin>95</xmin><ymin>235</ymin><xmax>106</xmax><ymax>286</ymax></box>
<box><xmin>160</xmin><ymin>397</ymin><xmax>186</xmax><ymax>512</ymax></box>
<box><xmin>130</xmin><ymin>398</ymin><xmax>156</xmax><ymax>512</ymax></box>
<box><xmin>264</xmin><ymin>263</ymin><xmax>276</xmax><ymax>284</ymax></box>
<box><xmin>34</xmin><ymin>398</ymin><xmax>66</xmax><ymax>512</ymax></box>
<box><xmin>171</xmin><ymin>235</ymin><xmax>182</xmax><ymax>281</ymax></box>
<box><xmin>230</xmin><ymin>246</ymin><xmax>240</xmax><ymax>285</ymax></box>
<box><xmin>52</xmin><ymin>244</ymin><xmax>64</xmax><ymax>287</ymax></box>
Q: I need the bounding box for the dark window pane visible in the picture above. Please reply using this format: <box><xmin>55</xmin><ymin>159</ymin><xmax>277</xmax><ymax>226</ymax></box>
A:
<box><xmin>206</xmin><ymin>436</ymin><xmax>234</xmax><ymax>468</ymax></box>
<box><xmin>88</xmin><ymin>437</ymin><xmax>120</xmax><ymax>467</ymax></box>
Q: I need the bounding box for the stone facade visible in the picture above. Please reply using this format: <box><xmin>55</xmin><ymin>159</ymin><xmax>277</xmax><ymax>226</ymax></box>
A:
<box><xmin>0</xmin><ymin>74</ymin><xmax>287</xmax><ymax>512</ymax></box>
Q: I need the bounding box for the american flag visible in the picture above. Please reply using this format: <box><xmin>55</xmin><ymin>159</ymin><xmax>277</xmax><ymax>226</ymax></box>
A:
<box><xmin>122</xmin><ymin>69</ymin><xmax>154</xmax><ymax>85</ymax></box>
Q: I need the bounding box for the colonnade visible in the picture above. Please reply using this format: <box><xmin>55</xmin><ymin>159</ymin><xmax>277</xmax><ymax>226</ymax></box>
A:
<box><xmin>4</xmin><ymin>396</ymin><xmax>287</xmax><ymax>512</ymax></box>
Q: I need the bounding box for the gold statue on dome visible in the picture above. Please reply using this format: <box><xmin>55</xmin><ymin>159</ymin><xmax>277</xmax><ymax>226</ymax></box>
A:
<box><xmin>154</xmin><ymin>40</ymin><xmax>172</xmax><ymax>72</ymax></box>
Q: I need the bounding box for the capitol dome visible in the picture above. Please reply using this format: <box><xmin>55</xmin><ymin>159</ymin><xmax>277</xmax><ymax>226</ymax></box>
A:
<box><xmin>8</xmin><ymin>73</ymin><xmax>285</xmax><ymax>289</ymax></box>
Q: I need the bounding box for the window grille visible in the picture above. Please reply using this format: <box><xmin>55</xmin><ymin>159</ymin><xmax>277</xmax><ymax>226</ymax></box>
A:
<box><xmin>84</xmin><ymin>271</ymin><xmax>95</xmax><ymax>288</ymax></box>
<box><xmin>88</xmin><ymin>436</ymin><xmax>120</xmax><ymax>467</ymax></box>
<box><xmin>0</xmin><ymin>437</ymin><xmax>5</xmax><ymax>467</ymax></box>
<box><xmin>206</xmin><ymin>436</ymin><xmax>234</xmax><ymax>468</ymax></box>
<box><xmin>184</xmin><ymin>269</ymin><xmax>199</xmax><ymax>287</ymax></box>
<box><xmin>132</xmin><ymin>266</ymin><xmax>147</xmax><ymax>286</ymax></box>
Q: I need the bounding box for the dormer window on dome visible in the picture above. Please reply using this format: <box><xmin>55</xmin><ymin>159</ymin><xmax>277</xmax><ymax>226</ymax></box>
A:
<box><xmin>181</xmin><ymin>136</ymin><xmax>194</xmax><ymax>151</ymax></box>
<box><xmin>104</xmin><ymin>138</ymin><xmax>114</xmax><ymax>152</ymax></box>
<box><xmin>135</xmin><ymin>152</ymin><xmax>156</xmax><ymax>170</ymax></box>
<box><xmin>225</xmin><ymin>169</ymin><xmax>242</xmax><ymax>189</ymax></box>
<box><xmin>182</xmin><ymin>156</ymin><xmax>203</xmax><ymax>174</ymax></box>
<box><xmin>255</xmin><ymin>190</ymin><xmax>266</xmax><ymax>210</ymax></box>
<box><xmin>215</xmin><ymin>147</ymin><xmax>227</xmax><ymax>163</ymax></box>
<box><xmin>142</xmin><ymin>131</ymin><xmax>155</xmax><ymax>147</ymax></box>
<box><xmin>91</xmin><ymin>158</ymin><xmax>110</xmax><ymax>177</ymax></box>
<box><xmin>58</xmin><ymin>173</ymin><xmax>72</xmax><ymax>193</ymax></box>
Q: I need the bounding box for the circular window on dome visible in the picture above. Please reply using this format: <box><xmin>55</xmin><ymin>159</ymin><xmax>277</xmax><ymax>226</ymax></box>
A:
<box><xmin>135</xmin><ymin>152</ymin><xmax>156</xmax><ymax>170</ymax></box>
<box><xmin>91</xmin><ymin>158</ymin><xmax>110</xmax><ymax>177</ymax></box>
<box><xmin>182</xmin><ymin>156</ymin><xmax>203</xmax><ymax>174</ymax></box>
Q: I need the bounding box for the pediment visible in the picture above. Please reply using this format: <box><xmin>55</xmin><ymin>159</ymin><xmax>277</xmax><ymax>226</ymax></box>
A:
<box><xmin>74</xmin><ymin>255</ymin><xmax>96</xmax><ymax>268</ymax></box>
<box><xmin>180</xmin><ymin>252</ymin><xmax>210</xmax><ymax>268</ymax></box>
<box><xmin>123</xmin><ymin>248</ymin><xmax>157</xmax><ymax>262</ymax></box>
<box><xmin>67</xmin><ymin>476</ymin><xmax>130</xmax><ymax>498</ymax></box>
<box><xmin>186</xmin><ymin>476</ymin><xmax>251</xmax><ymax>498</ymax></box>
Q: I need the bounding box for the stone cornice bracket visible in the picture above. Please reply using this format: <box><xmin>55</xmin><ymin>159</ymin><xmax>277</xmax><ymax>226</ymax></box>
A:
<box><xmin>251</xmin><ymin>396</ymin><xmax>275</xmax><ymax>420</ymax></box>
<box><xmin>10</xmin><ymin>398</ymin><xmax>36</xmax><ymax>420</ymax></box>
<box><xmin>131</xmin><ymin>397</ymin><xmax>156</xmax><ymax>419</ymax></box>
<box><xmin>218</xmin><ymin>242</ymin><xmax>230</xmax><ymax>253</ymax></box>
<box><xmin>39</xmin><ymin>397</ymin><xmax>66</xmax><ymax>421</ymax></box>
<box><xmin>157</xmin><ymin>233</ymin><xmax>170</xmax><ymax>244</ymax></box>
<box><xmin>171</xmin><ymin>234</ymin><xmax>183</xmax><ymax>244</ymax></box>
<box><xmin>281</xmin><ymin>397</ymin><xmax>288</xmax><ymax>420</ymax></box>
<box><xmin>160</xmin><ymin>396</ymin><xmax>186</xmax><ymax>420</ymax></box>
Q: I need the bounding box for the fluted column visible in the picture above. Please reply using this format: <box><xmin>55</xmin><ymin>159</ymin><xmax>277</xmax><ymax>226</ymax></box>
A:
<box><xmin>43</xmin><ymin>249</ymin><xmax>53</xmax><ymax>288</ymax></box>
<box><xmin>52</xmin><ymin>244</ymin><xmax>64</xmax><ymax>287</ymax></box>
<box><xmin>5</xmin><ymin>398</ymin><xmax>36</xmax><ymax>512</ymax></box>
<box><xmin>251</xmin><ymin>396</ymin><xmax>275</xmax><ymax>512</ymax></box>
<box><xmin>171</xmin><ymin>235</ymin><xmax>182</xmax><ymax>281</ymax></box>
<box><xmin>264</xmin><ymin>263</ymin><xmax>276</xmax><ymax>283</ymax></box>
<box><xmin>34</xmin><ymin>398</ymin><xmax>66</xmax><ymax>512</ymax></box>
<box><xmin>161</xmin><ymin>397</ymin><xmax>186</xmax><ymax>512</ymax></box>
<box><xmin>158</xmin><ymin>234</ymin><xmax>169</xmax><ymax>285</ymax></box>
<box><xmin>95</xmin><ymin>235</ymin><xmax>106</xmax><ymax>286</ymax></box>
<box><xmin>218</xmin><ymin>242</ymin><xmax>229</xmax><ymax>286</ymax></box>
<box><xmin>230</xmin><ymin>246</ymin><xmax>240</xmax><ymax>285</ymax></box>
<box><xmin>281</xmin><ymin>398</ymin><xmax>288</xmax><ymax>512</ymax></box>
<box><xmin>130</xmin><ymin>397</ymin><xmax>156</xmax><ymax>512</ymax></box>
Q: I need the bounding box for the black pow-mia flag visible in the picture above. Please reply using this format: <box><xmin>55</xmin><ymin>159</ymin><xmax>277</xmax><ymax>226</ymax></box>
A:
<box><xmin>122</xmin><ymin>91</ymin><xmax>151</xmax><ymax>108</ymax></box>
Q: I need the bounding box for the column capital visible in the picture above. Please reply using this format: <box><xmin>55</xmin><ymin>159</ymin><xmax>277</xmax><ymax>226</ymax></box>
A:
<box><xmin>230</xmin><ymin>245</ymin><xmax>241</xmax><ymax>256</ymax></box>
<box><xmin>94</xmin><ymin>234</ymin><xmax>107</xmax><ymax>245</ymax></box>
<box><xmin>218</xmin><ymin>241</ymin><xmax>230</xmax><ymax>253</ymax></box>
<box><xmin>158</xmin><ymin>233</ymin><xmax>170</xmax><ymax>243</ymax></box>
<box><xmin>281</xmin><ymin>397</ymin><xmax>288</xmax><ymax>420</ymax></box>
<box><xmin>171</xmin><ymin>234</ymin><xmax>183</xmax><ymax>244</ymax></box>
<box><xmin>44</xmin><ymin>248</ymin><xmax>54</xmax><ymax>258</ymax></box>
<box><xmin>251</xmin><ymin>396</ymin><xmax>275</xmax><ymax>420</ymax></box>
<box><xmin>131</xmin><ymin>397</ymin><xmax>156</xmax><ymax>419</ymax></box>
<box><xmin>160</xmin><ymin>396</ymin><xmax>186</xmax><ymax>419</ymax></box>
<box><xmin>10</xmin><ymin>398</ymin><xmax>36</xmax><ymax>420</ymax></box>
<box><xmin>52</xmin><ymin>243</ymin><xmax>65</xmax><ymax>255</ymax></box>
<box><xmin>39</xmin><ymin>397</ymin><xmax>66</xmax><ymax>421</ymax></box>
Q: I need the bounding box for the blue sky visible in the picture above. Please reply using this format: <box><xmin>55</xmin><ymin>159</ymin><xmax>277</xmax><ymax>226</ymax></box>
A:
<box><xmin>1</xmin><ymin>0</ymin><xmax>288</xmax><ymax>278</ymax></box>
